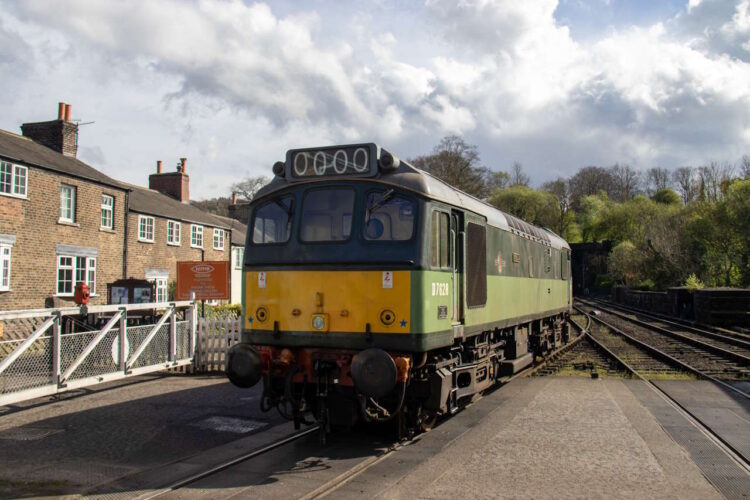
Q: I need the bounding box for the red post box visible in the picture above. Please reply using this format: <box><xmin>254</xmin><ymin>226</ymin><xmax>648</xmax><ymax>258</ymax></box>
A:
<box><xmin>74</xmin><ymin>282</ymin><xmax>90</xmax><ymax>305</ymax></box>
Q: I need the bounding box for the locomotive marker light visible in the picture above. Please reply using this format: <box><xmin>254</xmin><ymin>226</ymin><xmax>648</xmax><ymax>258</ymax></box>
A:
<box><xmin>351</xmin><ymin>348</ymin><xmax>397</xmax><ymax>398</ymax></box>
<box><xmin>272</xmin><ymin>161</ymin><xmax>285</xmax><ymax>176</ymax></box>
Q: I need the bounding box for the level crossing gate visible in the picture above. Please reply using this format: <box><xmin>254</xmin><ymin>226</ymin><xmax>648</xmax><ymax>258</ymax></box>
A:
<box><xmin>0</xmin><ymin>301</ymin><xmax>196</xmax><ymax>406</ymax></box>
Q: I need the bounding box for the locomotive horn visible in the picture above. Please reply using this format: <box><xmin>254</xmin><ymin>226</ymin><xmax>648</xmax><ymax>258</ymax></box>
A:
<box><xmin>351</xmin><ymin>348</ymin><xmax>397</xmax><ymax>398</ymax></box>
<box><xmin>227</xmin><ymin>343</ymin><xmax>264</xmax><ymax>388</ymax></box>
<box><xmin>378</xmin><ymin>151</ymin><xmax>400</xmax><ymax>171</ymax></box>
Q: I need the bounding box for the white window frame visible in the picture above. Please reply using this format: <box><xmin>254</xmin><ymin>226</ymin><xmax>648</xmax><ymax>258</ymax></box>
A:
<box><xmin>56</xmin><ymin>255</ymin><xmax>96</xmax><ymax>296</ymax></box>
<box><xmin>138</xmin><ymin>215</ymin><xmax>155</xmax><ymax>243</ymax></box>
<box><xmin>149</xmin><ymin>277</ymin><xmax>168</xmax><ymax>303</ymax></box>
<box><xmin>213</xmin><ymin>228</ymin><xmax>225</xmax><ymax>250</ymax></box>
<box><xmin>233</xmin><ymin>247</ymin><xmax>244</xmax><ymax>269</ymax></box>
<box><xmin>0</xmin><ymin>244</ymin><xmax>11</xmax><ymax>291</ymax></box>
<box><xmin>191</xmin><ymin>224</ymin><xmax>203</xmax><ymax>248</ymax></box>
<box><xmin>167</xmin><ymin>220</ymin><xmax>181</xmax><ymax>246</ymax></box>
<box><xmin>60</xmin><ymin>184</ymin><xmax>76</xmax><ymax>223</ymax></box>
<box><xmin>101</xmin><ymin>194</ymin><xmax>114</xmax><ymax>230</ymax></box>
<box><xmin>0</xmin><ymin>162</ymin><xmax>27</xmax><ymax>199</ymax></box>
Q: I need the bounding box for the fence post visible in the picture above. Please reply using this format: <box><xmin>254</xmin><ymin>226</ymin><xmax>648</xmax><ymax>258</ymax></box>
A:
<box><xmin>169</xmin><ymin>304</ymin><xmax>177</xmax><ymax>363</ymax></box>
<box><xmin>118</xmin><ymin>307</ymin><xmax>127</xmax><ymax>372</ymax></box>
<box><xmin>52</xmin><ymin>312</ymin><xmax>61</xmax><ymax>387</ymax></box>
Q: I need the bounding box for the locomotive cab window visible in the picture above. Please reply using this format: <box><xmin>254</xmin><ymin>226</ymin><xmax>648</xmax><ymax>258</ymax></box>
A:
<box><xmin>364</xmin><ymin>190</ymin><xmax>415</xmax><ymax>241</ymax></box>
<box><xmin>430</xmin><ymin>211</ymin><xmax>450</xmax><ymax>269</ymax></box>
<box><xmin>252</xmin><ymin>195</ymin><xmax>294</xmax><ymax>244</ymax></box>
<box><xmin>300</xmin><ymin>188</ymin><xmax>355</xmax><ymax>242</ymax></box>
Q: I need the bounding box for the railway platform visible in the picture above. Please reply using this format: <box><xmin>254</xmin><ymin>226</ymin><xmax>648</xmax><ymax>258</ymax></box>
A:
<box><xmin>2</xmin><ymin>373</ymin><xmax>747</xmax><ymax>498</ymax></box>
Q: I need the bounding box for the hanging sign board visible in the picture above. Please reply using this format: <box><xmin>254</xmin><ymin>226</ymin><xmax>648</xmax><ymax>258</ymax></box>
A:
<box><xmin>176</xmin><ymin>261</ymin><xmax>230</xmax><ymax>300</ymax></box>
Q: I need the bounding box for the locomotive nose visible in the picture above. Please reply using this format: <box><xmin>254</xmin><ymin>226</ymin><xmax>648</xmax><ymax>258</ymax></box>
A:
<box><xmin>227</xmin><ymin>343</ymin><xmax>263</xmax><ymax>388</ymax></box>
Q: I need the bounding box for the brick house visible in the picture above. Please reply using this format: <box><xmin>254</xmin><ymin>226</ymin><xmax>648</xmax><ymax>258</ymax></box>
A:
<box><xmin>0</xmin><ymin>103</ymin><xmax>127</xmax><ymax>310</ymax></box>
<box><xmin>0</xmin><ymin>103</ymin><xmax>243</xmax><ymax>310</ymax></box>
<box><xmin>124</xmin><ymin>159</ymin><xmax>234</xmax><ymax>303</ymax></box>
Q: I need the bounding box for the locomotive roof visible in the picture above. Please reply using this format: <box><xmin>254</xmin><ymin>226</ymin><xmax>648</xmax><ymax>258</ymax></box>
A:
<box><xmin>254</xmin><ymin>151</ymin><xmax>570</xmax><ymax>251</ymax></box>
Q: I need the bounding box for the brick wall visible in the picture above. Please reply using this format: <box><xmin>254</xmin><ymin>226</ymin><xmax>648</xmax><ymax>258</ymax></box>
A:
<box><xmin>0</xmin><ymin>167</ymin><xmax>126</xmax><ymax>310</ymax></box>
<box><xmin>125</xmin><ymin>212</ymin><xmax>230</xmax><ymax>289</ymax></box>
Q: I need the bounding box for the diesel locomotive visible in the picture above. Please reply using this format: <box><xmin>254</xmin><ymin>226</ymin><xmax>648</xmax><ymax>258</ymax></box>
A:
<box><xmin>227</xmin><ymin>143</ymin><xmax>572</xmax><ymax>435</ymax></box>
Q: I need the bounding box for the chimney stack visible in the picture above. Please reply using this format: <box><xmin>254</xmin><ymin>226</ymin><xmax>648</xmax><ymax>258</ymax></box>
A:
<box><xmin>21</xmin><ymin>102</ymin><xmax>79</xmax><ymax>157</ymax></box>
<box><xmin>149</xmin><ymin>156</ymin><xmax>190</xmax><ymax>203</ymax></box>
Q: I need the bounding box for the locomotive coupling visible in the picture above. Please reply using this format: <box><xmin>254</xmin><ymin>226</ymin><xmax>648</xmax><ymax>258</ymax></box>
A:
<box><xmin>351</xmin><ymin>348</ymin><xmax>407</xmax><ymax>398</ymax></box>
<box><xmin>226</xmin><ymin>343</ymin><xmax>264</xmax><ymax>388</ymax></box>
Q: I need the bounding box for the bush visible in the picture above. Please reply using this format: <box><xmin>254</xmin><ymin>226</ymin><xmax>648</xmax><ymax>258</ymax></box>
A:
<box><xmin>683</xmin><ymin>273</ymin><xmax>705</xmax><ymax>290</ymax></box>
<box><xmin>202</xmin><ymin>303</ymin><xmax>241</xmax><ymax>319</ymax></box>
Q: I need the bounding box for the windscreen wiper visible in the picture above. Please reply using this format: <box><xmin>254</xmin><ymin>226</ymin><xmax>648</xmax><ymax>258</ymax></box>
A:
<box><xmin>273</xmin><ymin>198</ymin><xmax>293</xmax><ymax>217</ymax></box>
<box><xmin>366</xmin><ymin>189</ymin><xmax>394</xmax><ymax>220</ymax></box>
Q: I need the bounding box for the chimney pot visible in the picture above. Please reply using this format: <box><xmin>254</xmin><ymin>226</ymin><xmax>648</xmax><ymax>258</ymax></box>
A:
<box><xmin>179</xmin><ymin>157</ymin><xmax>187</xmax><ymax>173</ymax></box>
<box><xmin>58</xmin><ymin>102</ymin><xmax>66</xmax><ymax>120</ymax></box>
<box><xmin>64</xmin><ymin>104</ymin><xmax>71</xmax><ymax>122</ymax></box>
<box><xmin>232</xmin><ymin>192</ymin><xmax>237</xmax><ymax>205</ymax></box>
<box><xmin>157</xmin><ymin>160</ymin><xmax>162</xmax><ymax>174</ymax></box>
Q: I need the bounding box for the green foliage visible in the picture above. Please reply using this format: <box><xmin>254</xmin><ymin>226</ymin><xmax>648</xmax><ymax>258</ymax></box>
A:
<box><xmin>683</xmin><ymin>273</ymin><xmax>705</xmax><ymax>290</ymax></box>
<box><xmin>651</xmin><ymin>188</ymin><xmax>681</xmax><ymax>205</ymax></box>
<box><xmin>488</xmin><ymin>185</ymin><xmax>559</xmax><ymax>229</ymax></box>
<box><xmin>203</xmin><ymin>303</ymin><xmax>241</xmax><ymax>319</ymax></box>
<box><xmin>607</xmin><ymin>241</ymin><xmax>642</xmax><ymax>285</ymax></box>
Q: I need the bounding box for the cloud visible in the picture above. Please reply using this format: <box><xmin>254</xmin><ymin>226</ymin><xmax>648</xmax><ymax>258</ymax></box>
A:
<box><xmin>0</xmin><ymin>0</ymin><xmax>748</xmax><ymax>198</ymax></box>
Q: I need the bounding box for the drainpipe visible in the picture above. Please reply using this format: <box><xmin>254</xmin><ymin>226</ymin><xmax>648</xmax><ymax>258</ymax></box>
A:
<box><xmin>122</xmin><ymin>190</ymin><xmax>130</xmax><ymax>279</ymax></box>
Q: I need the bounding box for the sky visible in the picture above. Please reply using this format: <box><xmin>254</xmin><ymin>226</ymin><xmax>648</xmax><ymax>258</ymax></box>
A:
<box><xmin>0</xmin><ymin>0</ymin><xmax>748</xmax><ymax>199</ymax></box>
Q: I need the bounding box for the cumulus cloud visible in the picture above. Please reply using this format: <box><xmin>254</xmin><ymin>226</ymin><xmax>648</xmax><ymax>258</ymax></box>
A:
<box><xmin>0</xmin><ymin>0</ymin><xmax>748</xmax><ymax>197</ymax></box>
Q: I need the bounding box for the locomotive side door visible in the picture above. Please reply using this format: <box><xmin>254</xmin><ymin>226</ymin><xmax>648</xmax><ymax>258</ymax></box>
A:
<box><xmin>451</xmin><ymin>210</ymin><xmax>465</xmax><ymax>324</ymax></box>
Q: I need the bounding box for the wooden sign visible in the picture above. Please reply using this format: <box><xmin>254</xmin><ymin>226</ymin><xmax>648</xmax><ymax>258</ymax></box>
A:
<box><xmin>176</xmin><ymin>261</ymin><xmax>230</xmax><ymax>300</ymax></box>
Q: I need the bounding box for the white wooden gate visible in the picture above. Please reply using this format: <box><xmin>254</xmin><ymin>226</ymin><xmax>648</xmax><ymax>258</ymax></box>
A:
<box><xmin>194</xmin><ymin>317</ymin><xmax>241</xmax><ymax>372</ymax></box>
<box><xmin>0</xmin><ymin>301</ymin><xmax>196</xmax><ymax>406</ymax></box>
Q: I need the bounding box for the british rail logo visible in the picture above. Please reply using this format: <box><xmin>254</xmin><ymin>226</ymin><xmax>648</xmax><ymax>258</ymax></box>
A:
<box><xmin>191</xmin><ymin>264</ymin><xmax>215</xmax><ymax>274</ymax></box>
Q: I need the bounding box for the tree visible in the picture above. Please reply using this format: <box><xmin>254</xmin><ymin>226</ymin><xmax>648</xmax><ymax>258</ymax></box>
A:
<box><xmin>609</xmin><ymin>163</ymin><xmax>641</xmax><ymax>202</ymax></box>
<box><xmin>608</xmin><ymin>241</ymin><xmax>643</xmax><ymax>286</ymax></box>
<box><xmin>510</xmin><ymin>161</ymin><xmax>530</xmax><ymax>187</ymax></box>
<box><xmin>672</xmin><ymin>167</ymin><xmax>697</xmax><ymax>204</ymax></box>
<box><xmin>411</xmin><ymin>135</ymin><xmax>492</xmax><ymax>198</ymax></box>
<box><xmin>488</xmin><ymin>186</ymin><xmax>559</xmax><ymax>230</ymax></box>
<box><xmin>542</xmin><ymin>178</ymin><xmax>570</xmax><ymax>236</ymax></box>
<box><xmin>231</xmin><ymin>176</ymin><xmax>270</xmax><ymax>202</ymax></box>
<box><xmin>646</xmin><ymin>167</ymin><xmax>670</xmax><ymax>196</ymax></box>
<box><xmin>486</xmin><ymin>170</ymin><xmax>510</xmax><ymax>191</ymax></box>
<box><xmin>568</xmin><ymin>166</ymin><xmax>615</xmax><ymax>209</ymax></box>
<box><xmin>651</xmin><ymin>188</ymin><xmax>681</xmax><ymax>205</ymax></box>
<box><xmin>740</xmin><ymin>155</ymin><xmax>750</xmax><ymax>179</ymax></box>
<box><xmin>697</xmin><ymin>161</ymin><xmax>734</xmax><ymax>202</ymax></box>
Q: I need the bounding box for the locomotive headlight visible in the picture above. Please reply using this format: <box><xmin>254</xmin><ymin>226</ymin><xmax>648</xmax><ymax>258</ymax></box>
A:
<box><xmin>311</xmin><ymin>314</ymin><xmax>329</xmax><ymax>332</ymax></box>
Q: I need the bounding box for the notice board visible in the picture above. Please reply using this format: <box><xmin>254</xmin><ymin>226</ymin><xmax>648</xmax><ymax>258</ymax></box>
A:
<box><xmin>176</xmin><ymin>261</ymin><xmax>230</xmax><ymax>300</ymax></box>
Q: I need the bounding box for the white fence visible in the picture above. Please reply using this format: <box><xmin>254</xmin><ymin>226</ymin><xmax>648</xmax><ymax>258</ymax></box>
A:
<box><xmin>0</xmin><ymin>301</ymin><xmax>196</xmax><ymax>406</ymax></box>
<box><xmin>194</xmin><ymin>317</ymin><xmax>241</xmax><ymax>373</ymax></box>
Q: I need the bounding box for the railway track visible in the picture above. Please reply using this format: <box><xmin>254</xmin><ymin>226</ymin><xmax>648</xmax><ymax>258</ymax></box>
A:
<box><xmin>576</xmin><ymin>300</ymin><xmax>750</xmax><ymax>383</ymax></box>
<box><xmin>589</xmin><ymin>298</ymin><xmax>750</xmax><ymax>341</ymax></box>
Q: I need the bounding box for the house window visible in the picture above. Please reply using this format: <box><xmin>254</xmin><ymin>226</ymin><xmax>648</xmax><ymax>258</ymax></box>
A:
<box><xmin>101</xmin><ymin>195</ymin><xmax>114</xmax><ymax>229</ymax></box>
<box><xmin>149</xmin><ymin>277</ymin><xmax>167</xmax><ymax>303</ymax></box>
<box><xmin>167</xmin><ymin>220</ymin><xmax>181</xmax><ymax>245</ymax></box>
<box><xmin>213</xmin><ymin>228</ymin><xmax>224</xmax><ymax>250</ymax></box>
<box><xmin>60</xmin><ymin>184</ymin><xmax>76</xmax><ymax>222</ymax></box>
<box><xmin>191</xmin><ymin>225</ymin><xmax>203</xmax><ymax>248</ymax></box>
<box><xmin>57</xmin><ymin>255</ymin><xmax>96</xmax><ymax>296</ymax></box>
<box><xmin>234</xmin><ymin>247</ymin><xmax>244</xmax><ymax>269</ymax></box>
<box><xmin>0</xmin><ymin>245</ymin><xmax>11</xmax><ymax>291</ymax></box>
<box><xmin>138</xmin><ymin>215</ymin><xmax>155</xmax><ymax>242</ymax></box>
<box><xmin>0</xmin><ymin>162</ymin><xmax>27</xmax><ymax>198</ymax></box>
